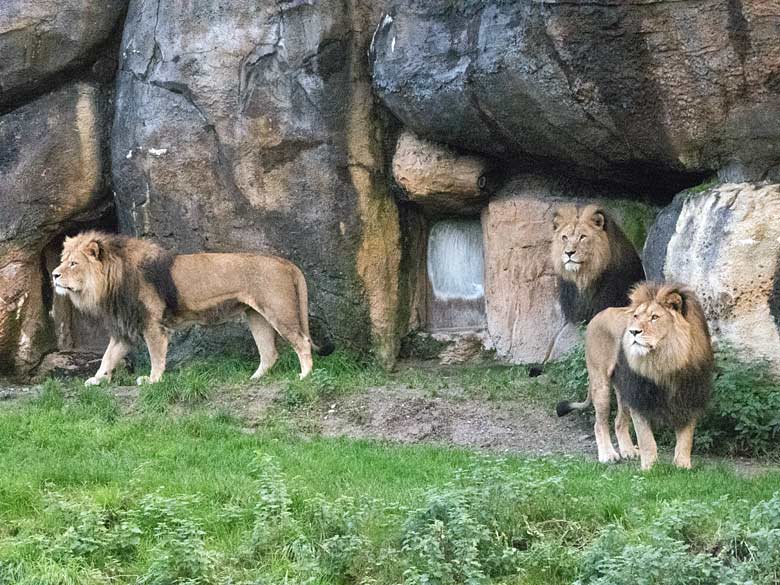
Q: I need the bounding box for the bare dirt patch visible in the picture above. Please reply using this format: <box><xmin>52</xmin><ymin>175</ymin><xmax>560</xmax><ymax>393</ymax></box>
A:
<box><xmin>318</xmin><ymin>386</ymin><xmax>595</xmax><ymax>456</ymax></box>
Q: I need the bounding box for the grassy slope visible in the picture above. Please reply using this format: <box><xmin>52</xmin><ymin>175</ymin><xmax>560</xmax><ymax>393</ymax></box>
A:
<box><xmin>0</xmin><ymin>380</ymin><xmax>779</xmax><ymax>584</ymax></box>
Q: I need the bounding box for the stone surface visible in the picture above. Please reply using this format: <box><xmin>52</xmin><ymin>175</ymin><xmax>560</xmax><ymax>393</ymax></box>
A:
<box><xmin>481</xmin><ymin>175</ymin><xmax>655</xmax><ymax>364</ymax></box>
<box><xmin>372</xmin><ymin>1</ymin><xmax>780</xmax><ymax>187</ymax></box>
<box><xmin>0</xmin><ymin>82</ymin><xmax>110</xmax><ymax>375</ymax></box>
<box><xmin>392</xmin><ymin>130</ymin><xmax>489</xmax><ymax>213</ymax></box>
<box><xmin>644</xmin><ymin>182</ymin><xmax>780</xmax><ymax>368</ymax></box>
<box><xmin>32</xmin><ymin>351</ymin><xmax>106</xmax><ymax>383</ymax></box>
<box><xmin>0</xmin><ymin>0</ymin><xmax>127</xmax><ymax>104</ymax></box>
<box><xmin>112</xmin><ymin>0</ymin><xmax>402</xmax><ymax>363</ymax></box>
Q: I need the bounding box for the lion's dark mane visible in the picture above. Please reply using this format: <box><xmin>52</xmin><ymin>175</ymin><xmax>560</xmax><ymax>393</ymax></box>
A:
<box><xmin>613</xmin><ymin>348</ymin><xmax>712</xmax><ymax>429</ymax></box>
<box><xmin>91</xmin><ymin>233</ymin><xmax>179</xmax><ymax>342</ymax></box>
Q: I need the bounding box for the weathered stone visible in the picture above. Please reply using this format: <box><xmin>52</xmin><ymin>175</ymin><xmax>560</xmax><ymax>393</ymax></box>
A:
<box><xmin>372</xmin><ymin>1</ymin><xmax>780</xmax><ymax>187</ymax></box>
<box><xmin>0</xmin><ymin>0</ymin><xmax>127</xmax><ymax>104</ymax></box>
<box><xmin>0</xmin><ymin>82</ymin><xmax>110</xmax><ymax>375</ymax></box>
<box><xmin>392</xmin><ymin>131</ymin><xmax>488</xmax><ymax>213</ymax></box>
<box><xmin>112</xmin><ymin>0</ymin><xmax>401</xmax><ymax>364</ymax></box>
<box><xmin>481</xmin><ymin>175</ymin><xmax>656</xmax><ymax>364</ymax></box>
<box><xmin>435</xmin><ymin>331</ymin><xmax>489</xmax><ymax>366</ymax></box>
<box><xmin>644</xmin><ymin>182</ymin><xmax>780</xmax><ymax>368</ymax></box>
<box><xmin>32</xmin><ymin>351</ymin><xmax>107</xmax><ymax>383</ymax></box>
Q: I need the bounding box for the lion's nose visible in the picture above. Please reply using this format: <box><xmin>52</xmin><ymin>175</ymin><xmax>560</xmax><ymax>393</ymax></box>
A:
<box><xmin>629</xmin><ymin>328</ymin><xmax>642</xmax><ymax>337</ymax></box>
<box><xmin>52</xmin><ymin>271</ymin><xmax>61</xmax><ymax>279</ymax></box>
<box><xmin>564</xmin><ymin>250</ymin><xmax>575</xmax><ymax>258</ymax></box>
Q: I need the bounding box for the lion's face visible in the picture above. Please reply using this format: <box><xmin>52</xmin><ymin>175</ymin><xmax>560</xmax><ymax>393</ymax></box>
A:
<box><xmin>623</xmin><ymin>297</ymin><xmax>681</xmax><ymax>357</ymax></box>
<box><xmin>551</xmin><ymin>205</ymin><xmax>611</xmax><ymax>288</ymax></box>
<box><xmin>53</xmin><ymin>236</ymin><xmax>104</xmax><ymax>309</ymax></box>
<box><xmin>621</xmin><ymin>284</ymin><xmax>697</xmax><ymax>378</ymax></box>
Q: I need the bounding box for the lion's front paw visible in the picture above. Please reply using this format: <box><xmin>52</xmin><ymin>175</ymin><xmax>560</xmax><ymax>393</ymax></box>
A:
<box><xmin>673</xmin><ymin>456</ymin><xmax>692</xmax><ymax>470</ymax></box>
<box><xmin>620</xmin><ymin>446</ymin><xmax>640</xmax><ymax>460</ymax></box>
<box><xmin>85</xmin><ymin>376</ymin><xmax>103</xmax><ymax>387</ymax></box>
<box><xmin>598</xmin><ymin>449</ymin><xmax>621</xmax><ymax>464</ymax></box>
<box><xmin>136</xmin><ymin>376</ymin><xmax>151</xmax><ymax>386</ymax></box>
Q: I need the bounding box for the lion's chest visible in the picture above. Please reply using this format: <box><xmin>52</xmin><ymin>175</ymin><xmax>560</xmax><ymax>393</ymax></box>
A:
<box><xmin>613</xmin><ymin>349</ymin><xmax>712</xmax><ymax>429</ymax></box>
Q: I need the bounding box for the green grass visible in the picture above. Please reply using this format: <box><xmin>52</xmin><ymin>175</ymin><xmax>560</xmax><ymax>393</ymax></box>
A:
<box><xmin>0</xmin><ymin>386</ymin><xmax>779</xmax><ymax>584</ymax></box>
<box><xmin>110</xmin><ymin>347</ymin><xmax>564</xmax><ymax>412</ymax></box>
<box><xmin>9</xmin><ymin>345</ymin><xmax>779</xmax><ymax>582</ymax></box>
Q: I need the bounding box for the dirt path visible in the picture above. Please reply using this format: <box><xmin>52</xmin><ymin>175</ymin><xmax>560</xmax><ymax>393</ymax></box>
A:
<box><xmin>318</xmin><ymin>387</ymin><xmax>595</xmax><ymax>456</ymax></box>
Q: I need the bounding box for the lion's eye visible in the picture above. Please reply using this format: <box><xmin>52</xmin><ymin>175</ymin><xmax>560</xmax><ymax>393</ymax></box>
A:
<box><xmin>69</xmin><ymin>261</ymin><xmax>77</xmax><ymax>267</ymax></box>
<box><xmin>561</xmin><ymin>235</ymin><xmax>568</xmax><ymax>242</ymax></box>
<box><xmin>580</xmin><ymin>234</ymin><xmax>586</xmax><ymax>241</ymax></box>
<box><xmin>650</xmin><ymin>314</ymin><xmax>659</xmax><ymax>321</ymax></box>
<box><xmin>633</xmin><ymin>314</ymin><xmax>638</xmax><ymax>320</ymax></box>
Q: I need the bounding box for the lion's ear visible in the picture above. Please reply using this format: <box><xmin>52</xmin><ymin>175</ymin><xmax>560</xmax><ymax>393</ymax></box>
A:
<box><xmin>663</xmin><ymin>291</ymin><xmax>684</xmax><ymax>314</ymax></box>
<box><xmin>84</xmin><ymin>240</ymin><xmax>102</xmax><ymax>261</ymax></box>
<box><xmin>552</xmin><ymin>211</ymin><xmax>562</xmax><ymax>231</ymax></box>
<box><xmin>591</xmin><ymin>210</ymin><xmax>606</xmax><ymax>230</ymax></box>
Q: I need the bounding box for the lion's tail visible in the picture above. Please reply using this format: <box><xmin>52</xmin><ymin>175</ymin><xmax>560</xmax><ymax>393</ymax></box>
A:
<box><xmin>556</xmin><ymin>395</ymin><xmax>592</xmax><ymax>417</ymax></box>
<box><xmin>294</xmin><ymin>268</ymin><xmax>335</xmax><ymax>357</ymax></box>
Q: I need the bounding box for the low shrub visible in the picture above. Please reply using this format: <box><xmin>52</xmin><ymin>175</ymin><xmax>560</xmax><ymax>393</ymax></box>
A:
<box><xmin>696</xmin><ymin>346</ymin><xmax>780</xmax><ymax>456</ymax></box>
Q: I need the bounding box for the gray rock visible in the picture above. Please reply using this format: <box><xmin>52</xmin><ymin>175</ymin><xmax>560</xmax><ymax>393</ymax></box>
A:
<box><xmin>0</xmin><ymin>0</ymin><xmax>127</xmax><ymax>104</ymax></box>
<box><xmin>371</xmin><ymin>1</ymin><xmax>780</xmax><ymax>188</ymax></box>
<box><xmin>644</xmin><ymin>182</ymin><xmax>780</xmax><ymax>368</ymax></box>
<box><xmin>0</xmin><ymin>82</ymin><xmax>111</xmax><ymax>376</ymax></box>
<box><xmin>112</xmin><ymin>0</ymin><xmax>401</xmax><ymax>358</ymax></box>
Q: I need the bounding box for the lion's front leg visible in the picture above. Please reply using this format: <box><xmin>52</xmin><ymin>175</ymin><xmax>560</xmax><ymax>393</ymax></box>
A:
<box><xmin>630</xmin><ymin>410</ymin><xmax>657</xmax><ymax>471</ymax></box>
<box><xmin>614</xmin><ymin>389</ymin><xmax>639</xmax><ymax>460</ymax></box>
<box><xmin>86</xmin><ymin>337</ymin><xmax>130</xmax><ymax>386</ymax></box>
<box><xmin>138</xmin><ymin>326</ymin><xmax>169</xmax><ymax>385</ymax></box>
<box><xmin>673</xmin><ymin>419</ymin><xmax>697</xmax><ymax>469</ymax></box>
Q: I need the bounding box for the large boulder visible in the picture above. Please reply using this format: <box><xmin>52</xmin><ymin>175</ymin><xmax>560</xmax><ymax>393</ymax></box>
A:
<box><xmin>372</xmin><ymin>1</ymin><xmax>780</xmax><ymax>187</ymax></box>
<box><xmin>644</xmin><ymin>182</ymin><xmax>780</xmax><ymax>368</ymax></box>
<box><xmin>0</xmin><ymin>0</ymin><xmax>127</xmax><ymax>105</ymax></box>
<box><xmin>112</xmin><ymin>0</ymin><xmax>402</xmax><ymax>364</ymax></box>
<box><xmin>0</xmin><ymin>82</ymin><xmax>111</xmax><ymax>375</ymax></box>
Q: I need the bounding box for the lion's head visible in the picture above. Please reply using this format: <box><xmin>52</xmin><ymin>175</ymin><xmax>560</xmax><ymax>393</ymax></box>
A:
<box><xmin>551</xmin><ymin>204</ymin><xmax>612</xmax><ymax>290</ymax></box>
<box><xmin>53</xmin><ymin>232</ymin><xmax>118</xmax><ymax>312</ymax></box>
<box><xmin>621</xmin><ymin>282</ymin><xmax>712</xmax><ymax>381</ymax></box>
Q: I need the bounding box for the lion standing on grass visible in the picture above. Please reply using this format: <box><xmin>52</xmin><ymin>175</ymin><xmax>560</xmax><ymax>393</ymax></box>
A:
<box><xmin>52</xmin><ymin>231</ymin><xmax>333</xmax><ymax>386</ymax></box>
<box><xmin>560</xmin><ymin>282</ymin><xmax>714</xmax><ymax>470</ymax></box>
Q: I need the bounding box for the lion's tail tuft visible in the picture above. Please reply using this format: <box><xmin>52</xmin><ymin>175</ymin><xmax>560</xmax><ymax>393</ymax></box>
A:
<box><xmin>314</xmin><ymin>340</ymin><xmax>335</xmax><ymax>356</ymax></box>
<box><xmin>556</xmin><ymin>396</ymin><xmax>591</xmax><ymax>417</ymax></box>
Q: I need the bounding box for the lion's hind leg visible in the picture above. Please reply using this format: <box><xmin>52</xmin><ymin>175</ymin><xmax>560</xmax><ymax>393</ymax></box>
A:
<box><xmin>244</xmin><ymin>302</ymin><xmax>313</xmax><ymax>380</ymax></box>
<box><xmin>247</xmin><ymin>310</ymin><xmax>278</xmax><ymax>380</ymax></box>
<box><xmin>592</xmin><ymin>380</ymin><xmax>620</xmax><ymax>463</ymax></box>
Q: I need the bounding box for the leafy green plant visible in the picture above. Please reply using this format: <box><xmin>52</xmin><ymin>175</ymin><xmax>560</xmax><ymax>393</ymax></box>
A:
<box><xmin>546</xmin><ymin>341</ymin><xmax>588</xmax><ymax>403</ymax></box>
<box><xmin>696</xmin><ymin>346</ymin><xmax>780</xmax><ymax>456</ymax></box>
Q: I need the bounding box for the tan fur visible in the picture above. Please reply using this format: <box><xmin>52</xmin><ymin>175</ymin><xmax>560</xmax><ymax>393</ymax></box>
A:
<box><xmin>578</xmin><ymin>282</ymin><xmax>713</xmax><ymax>470</ymax></box>
<box><xmin>551</xmin><ymin>204</ymin><xmax>612</xmax><ymax>291</ymax></box>
<box><xmin>52</xmin><ymin>231</ymin><xmax>324</xmax><ymax>386</ymax></box>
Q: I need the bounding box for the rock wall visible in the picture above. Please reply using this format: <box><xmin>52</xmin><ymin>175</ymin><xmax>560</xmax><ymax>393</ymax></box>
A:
<box><xmin>0</xmin><ymin>0</ymin><xmax>127</xmax><ymax>105</ymax></box>
<box><xmin>0</xmin><ymin>82</ymin><xmax>112</xmax><ymax>375</ymax></box>
<box><xmin>2</xmin><ymin>0</ymin><xmax>780</xmax><ymax>376</ymax></box>
<box><xmin>372</xmin><ymin>1</ymin><xmax>780</xmax><ymax>186</ymax></box>
<box><xmin>111</xmin><ymin>0</ymin><xmax>401</xmax><ymax>363</ymax></box>
<box><xmin>644</xmin><ymin>183</ymin><xmax>780</xmax><ymax>367</ymax></box>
